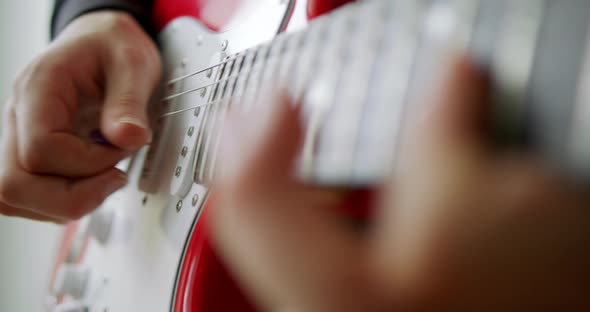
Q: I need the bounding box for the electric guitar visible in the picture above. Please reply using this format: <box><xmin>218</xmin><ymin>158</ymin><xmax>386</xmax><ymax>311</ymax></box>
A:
<box><xmin>46</xmin><ymin>0</ymin><xmax>590</xmax><ymax>311</ymax></box>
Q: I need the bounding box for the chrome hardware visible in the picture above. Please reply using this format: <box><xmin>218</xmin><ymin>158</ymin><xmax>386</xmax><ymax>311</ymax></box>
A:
<box><xmin>175</xmin><ymin>166</ymin><xmax>182</xmax><ymax>177</ymax></box>
<box><xmin>191</xmin><ymin>194</ymin><xmax>199</xmax><ymax>207</ymax></box>
<box><xmin>181</xmin><ymin>146</ymin><xmax>188</xmax><ymax>157</ymax></box>
<box><xmin>221</xmin><ymin>39</ymin><xmax>229</xmax><ymax>51</ymax></box>
<box><xmin>176</xmin><ymin>200</ymin><xmax>183</xmax><ymax>213</ymax></box>
<box><xmin>187</xmin><ymin>126</ymin><xmax>195</xmax><ymax>137</ymax></box>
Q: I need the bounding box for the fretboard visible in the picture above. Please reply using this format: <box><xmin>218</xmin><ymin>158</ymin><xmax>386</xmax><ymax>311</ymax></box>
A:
<box><xmin>166</xmin><ymin>0</ymin><xmax>590</xmax><ymax>188</ymax></box>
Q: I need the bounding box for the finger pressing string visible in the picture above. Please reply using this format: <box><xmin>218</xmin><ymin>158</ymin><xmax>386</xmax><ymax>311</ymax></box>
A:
<box><xmin>211</xmin><ymin>95</ymin><xmax>377</xmax><ymax>311</ymax></box>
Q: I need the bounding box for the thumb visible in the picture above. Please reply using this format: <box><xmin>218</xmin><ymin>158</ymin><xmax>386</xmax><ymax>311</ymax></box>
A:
<box><xmin>101</xmin><ymin>48</ymin><xmax>161</xmax><ymax>150</ymax></box>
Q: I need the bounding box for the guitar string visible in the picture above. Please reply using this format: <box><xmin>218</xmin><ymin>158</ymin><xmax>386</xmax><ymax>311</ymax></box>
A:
<box><xmin>160</xmin><ymin>45</ymin><xmax>300</xmax><ymax>102</ymax></box>
<box><xmin>166</xmin><ymin>56</ymin><xmax>236</xmax><ymax>85</ymax></box>
<box><xmin>160</xmin><ymin>94</ymin><xmax>246</xmax><ymax>118</ymax></box>
<box><xmin>161</xmin><ymin>62</ymin><xmax>261</xmax><ymax>102</ymax></box>
<box><xmin>163</xmin><ymin>27</ymin><xmax>304</xmax><ymax>86</ymax></box>
<box><xmin>159</xmin><ymin>47</ymin><xmax>299</xmax><ymax>118</ymax></box>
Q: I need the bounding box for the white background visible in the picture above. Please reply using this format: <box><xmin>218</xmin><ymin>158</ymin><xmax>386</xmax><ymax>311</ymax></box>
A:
<box><xmin>0</xmin><ymin>1</ymin><xmax>62</xmax><ymax>311</ymax></box>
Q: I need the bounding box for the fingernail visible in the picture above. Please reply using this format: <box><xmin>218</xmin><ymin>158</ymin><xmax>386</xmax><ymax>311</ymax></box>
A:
<box><xmin>104</xmin><ymin>172</ymin><xmax>127</xmax><ymax>197</ymax></box>
<box><xmin>119</xmin><ymin>116</ymin><xmax>153</xmax><ymax>147</ymax></box>
<box><xmin>119</xmin><ymin>116</ymin><xmax>149</xmax><ymax>131</ymax></box>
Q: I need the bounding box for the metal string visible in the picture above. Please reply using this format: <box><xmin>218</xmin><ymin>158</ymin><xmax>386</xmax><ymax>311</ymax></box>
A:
<box><xmin>159</xmin><ymin>94</ymin><xmax>245</xmax><ymax>118</ymax></box>
<box><xmin>158</xmin><ymin>45</ymin><xmax>301</xmax><ymax>117</ymax></box>
<box><xmin>166</xmin><ymin>57</ymin><xmax>235</xmax><ymax>85</ymax></box>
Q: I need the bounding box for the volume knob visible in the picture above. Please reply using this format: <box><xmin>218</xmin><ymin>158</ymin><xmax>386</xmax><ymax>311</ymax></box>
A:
<box><xmin>86</xmin><ymin>208</ymin><xmax>115</xmax><ymax>244</ymax></box>
<box><xmin>53</xmin><ymin>264</ymin><xmax>90</xmax><ymax>299</ymax></box>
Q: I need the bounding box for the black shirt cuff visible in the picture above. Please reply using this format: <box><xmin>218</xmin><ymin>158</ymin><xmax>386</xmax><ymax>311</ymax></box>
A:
<box><xmin>51</xmin><ymin>0</ymin><xmax>155</xmax><ymax>40</ymax></box>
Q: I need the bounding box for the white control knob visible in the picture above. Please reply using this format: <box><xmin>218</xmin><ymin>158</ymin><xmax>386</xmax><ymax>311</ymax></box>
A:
<box><xmin>86</xmin><ymin>208</ymin><xmax>115</xmax><ymax>244</ymax></box>
<box><xmin>53</xmin><ymin>264</ymin><xmax>90</xmax><ymax>299</ymax></box>
<box><xmin>52</xmin><ymin>301</ymin><xmax>88</xmax><ymax>312</ymax></box>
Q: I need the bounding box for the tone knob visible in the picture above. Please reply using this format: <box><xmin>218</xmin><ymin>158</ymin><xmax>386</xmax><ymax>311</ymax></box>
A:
<box><xmin>52</xmin><ymin>301</ymin><xmax>88</xmax><ymax>312</ymax></box>
<box><xmin>86</xmin><ymin>208</ymin><xmax>115</xmax><ymax>244</ymax></box>
<box><xmin>53</xmin><ymin>264</ymin><xmax>90</xmax><ymax>299</ymax></box>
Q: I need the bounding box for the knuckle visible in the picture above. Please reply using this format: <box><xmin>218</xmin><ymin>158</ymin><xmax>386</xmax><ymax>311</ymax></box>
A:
<box><xmin>11</xmin><ymin>58</ymin><xmax>70</xmax><ymax>103</ymax></box>
<box><xmin>41</xmin><ymin>61</ymin><xmax>71</xmax><ymax>81</ymax></box>
<box><xmin>19</xmin><ymin>138</ymin><xmax>46</xmax><ymax>173</ymax></box>
<box><xmin>11</xmin><ymin>64</ymin><xmax>34</xmax><ymax>96</ymax></box>
<box><xmin>112</xmin><ymin>92</ymin><xmax>144</xmax><ymax>117</ymax></box>
<box><xmin>11</xmin><ymin>74</ymin><xmax>25</xmax><ymax>95</ymax></box>
<box><xmin>103</xmin><ymin>12</ymin><xmax>138</xmax><ymax>33</ymax></box>
<box><xmin>119</xmin><ymin>46</ymin><xmax>151</xmax><ymax>69</ymax></box>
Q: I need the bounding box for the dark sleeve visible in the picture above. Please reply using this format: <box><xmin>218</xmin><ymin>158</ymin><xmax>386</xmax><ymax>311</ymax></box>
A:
<box><xmin>51</xmin><ymin>0</ymin><xmax>155</xmax><ymax>39</ymax></box>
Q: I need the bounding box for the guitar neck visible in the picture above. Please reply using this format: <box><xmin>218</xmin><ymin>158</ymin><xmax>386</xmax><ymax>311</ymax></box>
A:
<box><xmin>166</xmin><ymin>0</ymin><xmax>590</xmax><ymax>187</ymax></box>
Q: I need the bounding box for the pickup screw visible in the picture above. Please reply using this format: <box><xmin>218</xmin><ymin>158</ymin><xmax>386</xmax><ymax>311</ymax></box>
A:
<box><xmin>175</xmin><ymin>166</ymin><xmax>182</xmax><ymax>177</ymax></box>
<box><xmin>181</xmin><ymin>146</ymin><xmax>188</xmax><ymax>157</ymax></box>
<box><xmin>176</xmin><ymin>200</ymin><xmax>183</xmax><ymax>212</ymax></box>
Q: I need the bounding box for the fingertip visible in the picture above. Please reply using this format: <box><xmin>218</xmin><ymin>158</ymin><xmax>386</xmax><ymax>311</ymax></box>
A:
<box><xmin>103</xmin><ymin>117</ymin><xmax>152</xmax><ymax>151</ymax></box>
<box><xmin>101</xmin><ymin>168</ymin><xmax>128</xmax><ymax>198</ymax></box>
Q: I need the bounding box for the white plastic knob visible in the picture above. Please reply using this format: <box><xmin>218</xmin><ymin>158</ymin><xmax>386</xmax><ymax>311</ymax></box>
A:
<box><xmin>86</xmin><ymin>208</ymin><xmax>115</xmax><ymax>244</ymax></box>
<box><xmin>53</xmin><ymin>264</ymin><xmax>90</xmax><ymax>299</ymax></box>
<box><xmin>52</xmin><ymin>301</ymin><xmax>88</xmax><ymax>312</ymax></box>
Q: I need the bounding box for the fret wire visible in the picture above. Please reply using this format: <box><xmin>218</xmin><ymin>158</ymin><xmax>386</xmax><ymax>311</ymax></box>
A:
<box><xmin>190</xmin><ymin>60</ymin><xmax>228</xmax><ymax>184</ymax></box>
<box><xmin>196</xmin><ymin>58</ymin><xmax>235</xmax><ymax>182</ymax></box>
<box><xmin>200</xmin><ymin>59</ymin><xmax>242</xmax><ymax>182</ymax></box>
<box><xmin>239</xmin><ymin>46</ymin><xmax>268</xmax><ymax>112</ymax></box>
<box><xmin>208</xmin><ymin>38</ymin><xmax>286</xmax><ymax>181</ymax></box>
<box><xmin>204</xmin><ymin>60</ymin><xmax>235</xmax><ymax>138</ymax></box>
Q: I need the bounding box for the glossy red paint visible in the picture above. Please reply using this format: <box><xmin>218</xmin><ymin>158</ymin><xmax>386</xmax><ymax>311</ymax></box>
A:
<box><xmin>174</xmin><ymin>191</ymin><xmax>374</xmax><ymax>312</ymax></box>
<box><xmin>173</xmin><ymin>202</ymin><xmax>257</xmax><ymax>312</ymax></box>
<box><xmin>307</xmin><ymin>0</ymin><xmax>355</xmax><ymax>19</ymax></box>
<box><xmin>152</xmin><ymin>0</ymin><xmax>242</xmax><ymax>32</ymax></box>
